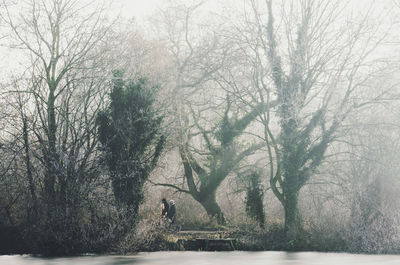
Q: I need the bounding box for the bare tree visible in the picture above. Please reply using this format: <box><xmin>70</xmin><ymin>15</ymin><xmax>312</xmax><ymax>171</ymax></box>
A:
<box><xmin>1</xmin><ymin>0</ymin><xmax>119</xmax><ymax>254</ymax></box>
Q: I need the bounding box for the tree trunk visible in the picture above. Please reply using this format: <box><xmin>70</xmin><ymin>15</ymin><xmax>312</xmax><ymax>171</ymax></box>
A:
<box><xmin>283</xmin><ymin>190</ymin><xmax>301</xmax><ymax>241</ymax></box>
<box><xmin>22</xmin><ymin>114</ymin><xmax>38</xmax><ymax>220</ymax></box>
<box><xmin>198</xmin><ymin>192</ymin><xmax>226</xmax><ymax>225</ymax></box>
<box><xmin>45</xmin><ymin>90</ymin><xmax>58</xmax><ymax>219</ymax></box>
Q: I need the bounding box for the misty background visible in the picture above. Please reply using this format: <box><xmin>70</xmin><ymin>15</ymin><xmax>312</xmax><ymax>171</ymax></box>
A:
<box><xmin>0</xmin><ymin>0</ymin><xmax>400</xmax><ymax>256</ymax></box>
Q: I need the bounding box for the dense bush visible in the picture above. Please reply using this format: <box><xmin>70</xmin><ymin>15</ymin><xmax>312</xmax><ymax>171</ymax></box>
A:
<box><xmin>97</xmin><ymin>70</ymin><xmax>165</xmax><ymax>228</ymax></box>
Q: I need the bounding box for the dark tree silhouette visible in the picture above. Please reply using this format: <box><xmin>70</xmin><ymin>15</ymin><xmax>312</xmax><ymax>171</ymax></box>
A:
<box><xmin>97</xmin><ymin>70</ymin><xmax>165</xmax><ymax>222</ymax></box>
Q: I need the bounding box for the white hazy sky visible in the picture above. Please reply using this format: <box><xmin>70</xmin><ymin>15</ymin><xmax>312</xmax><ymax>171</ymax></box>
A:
<box><xmin>114</xmin><ymin>0</ymin><xmax>241</xmax><ymax>22</ymax></box>
<box><xmin>115</xmin><ymin>0</ymin><xmax>166</xmax><ymax>21</ymax></box>
<box><xmin>0</xmin><ymin>0</ymin><xmax>394</xmax><ymax>82</ymax></box>
<box><xmin>115</xmin><ymin>0</ymin><xmax>388</xmax><ymax>18</ymax></box>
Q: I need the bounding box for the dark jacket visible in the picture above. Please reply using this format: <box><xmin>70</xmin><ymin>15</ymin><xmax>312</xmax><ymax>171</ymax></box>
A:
<box><xmin>168</xmin><ymin>201</ymin><xmax>176</xmax><ymax>219</ymax></box>
<box><xmin>161</xmin><ymin>202</ymin><xmax>169</xmax><ymax>217</ymax></box>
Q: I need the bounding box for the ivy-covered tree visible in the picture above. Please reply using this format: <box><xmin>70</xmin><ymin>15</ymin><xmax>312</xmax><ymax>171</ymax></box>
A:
<box><xmin>156</xmin><ymin>96</ymin><xmax>268</xmax><ymax>225</ymax></box>
<box><xmin>97</xmin><ymin>70</ymin><xmax>165</xmax><ymax>222</ymax></box>
<box><xmin>245</xmin><ymin>171</ymin><xmax>265</xmax><ymax>229</ymax></box>
<box><xmin>231</xmin><ymin>0</ymin><xmax>387</xmax><ymax>242</ymax></box>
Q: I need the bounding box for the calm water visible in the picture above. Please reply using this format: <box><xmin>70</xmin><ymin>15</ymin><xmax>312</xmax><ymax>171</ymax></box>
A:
<box><xmin>1</xmin><ymin>251</ymin><xmax>400</xmax><ymax>265</ymax></box>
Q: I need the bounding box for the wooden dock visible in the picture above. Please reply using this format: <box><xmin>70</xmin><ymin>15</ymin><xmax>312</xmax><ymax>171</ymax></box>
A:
<box><xmin>164</xmin><ymin>230</ymin><xmax>237</xmax><ymax>251</ymax></box>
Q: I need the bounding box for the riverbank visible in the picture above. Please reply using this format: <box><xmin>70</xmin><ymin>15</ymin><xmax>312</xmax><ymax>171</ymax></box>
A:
<box><xmin>2</xmin><ymin>222</ymin><xmax>399</xmax><ymax>255</ymax></box>
<box><xmin>138</xmin><ymin>227</ymin><xmax>346</xmax><ymax>253</ymax></box>
<box><xmin>123</xmin><ymin>222</ymin><xmax>399</xmax><ymax>254</ymax></box>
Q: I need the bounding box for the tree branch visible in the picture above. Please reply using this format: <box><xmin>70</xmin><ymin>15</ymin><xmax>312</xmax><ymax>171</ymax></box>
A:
<box><xmin>148</xmin><ymin>179</ymin><xmax>191</xmax><ymax>194</ymax></box>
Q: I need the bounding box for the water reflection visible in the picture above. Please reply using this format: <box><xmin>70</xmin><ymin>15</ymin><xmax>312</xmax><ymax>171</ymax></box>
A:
<box><xmin>1</xmin><ymin>251</ymin><xmax>400</xmax><ymax>265</ymax></box>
